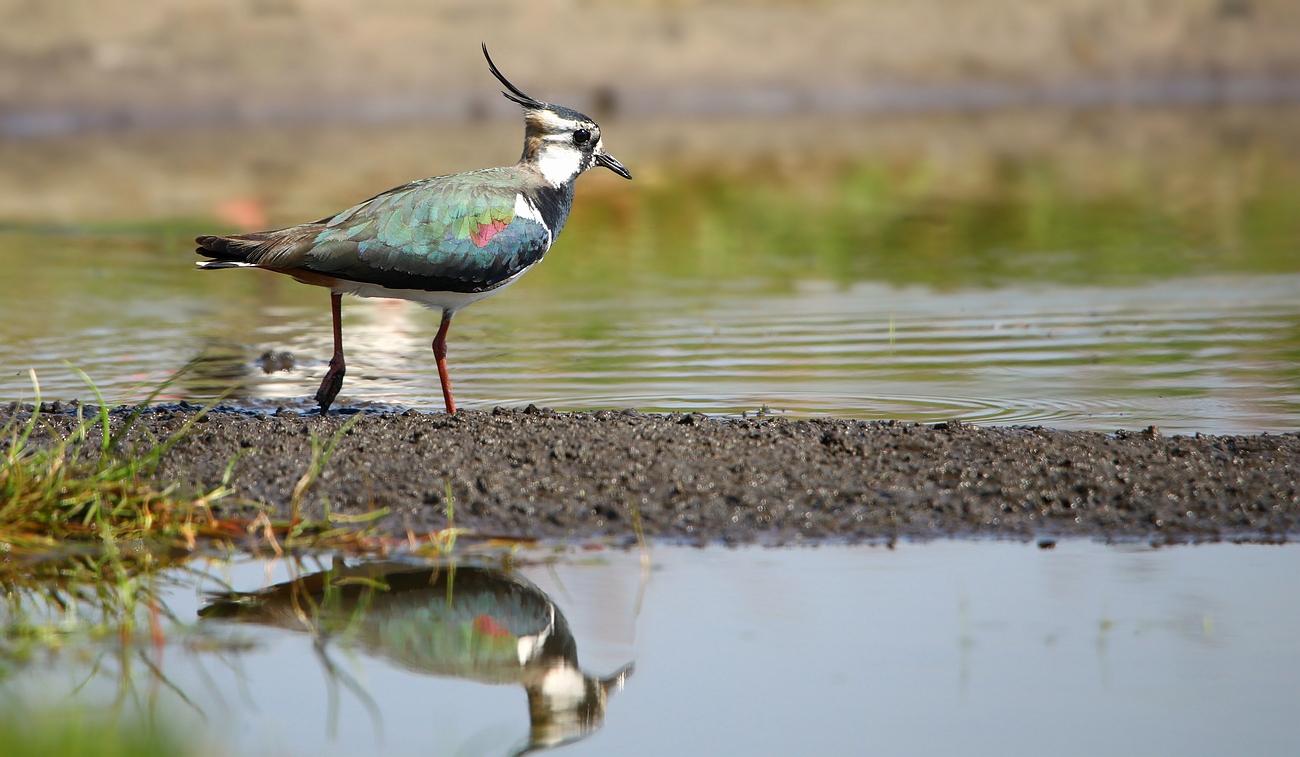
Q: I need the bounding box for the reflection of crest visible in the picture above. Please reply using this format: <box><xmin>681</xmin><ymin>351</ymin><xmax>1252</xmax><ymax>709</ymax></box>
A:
<box><xmin>199</xmin><ymin>560</ymin><xmax>632</xmax><ymax>754</ymax></box>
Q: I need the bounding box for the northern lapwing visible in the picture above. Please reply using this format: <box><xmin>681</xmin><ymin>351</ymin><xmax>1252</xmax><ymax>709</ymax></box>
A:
<box><xmin>195</xmin><ymin>44</ymin><xmax>631</xmax><ymax>413</ymax></box>
<box><xmin>200</xmin><ymin>561</ymin><xmax>633</xmax><ymax>754</ymax></box>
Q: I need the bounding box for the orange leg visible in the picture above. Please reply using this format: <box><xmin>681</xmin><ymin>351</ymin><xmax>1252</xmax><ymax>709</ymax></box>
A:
<box><xmin>315</xmin><ymin>292</ymin><xmax>346</xmax><ymax>412</ymax></box>
<box><xmin>433</xmin><ymin>310</ymin><xmax>456</xmax><ymax>414</ymax></box>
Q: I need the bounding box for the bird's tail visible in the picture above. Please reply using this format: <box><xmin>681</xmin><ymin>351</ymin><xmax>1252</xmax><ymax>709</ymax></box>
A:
<box><xmin>194</xmin><ymin>227</ymin><xmax>318</xmax><ymax>271</ymax></box>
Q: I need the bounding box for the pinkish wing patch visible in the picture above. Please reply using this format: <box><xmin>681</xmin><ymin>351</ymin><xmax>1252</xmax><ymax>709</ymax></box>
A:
<box><xmin>470</xmin><ymin>218</ymin><xmax>511</xmax><ymax>248</ymax></box>
<box><xmin>473</xmin><ymin>613</ymin><xmax>513</xmax><ymax>638</ymax></box>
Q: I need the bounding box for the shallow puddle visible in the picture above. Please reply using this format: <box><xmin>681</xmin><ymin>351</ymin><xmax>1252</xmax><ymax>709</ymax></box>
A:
<box><xmin>3</xmin><ymin>541</ymin><xmax>1297</xmax><ymax>756</ymax></box>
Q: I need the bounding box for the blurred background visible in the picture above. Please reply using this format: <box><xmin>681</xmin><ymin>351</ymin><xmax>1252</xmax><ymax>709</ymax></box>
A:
<box><xmin>1</xmin><ymin>0</ymin><xmax>1298</xmax><ymax>432</ymax></box>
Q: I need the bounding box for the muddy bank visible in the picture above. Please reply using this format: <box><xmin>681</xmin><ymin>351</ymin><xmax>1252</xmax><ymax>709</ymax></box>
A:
<box><xmin>7</xmin><ymin>404</ymin><xmax>1299</xmax><ymax>544</ymax></box>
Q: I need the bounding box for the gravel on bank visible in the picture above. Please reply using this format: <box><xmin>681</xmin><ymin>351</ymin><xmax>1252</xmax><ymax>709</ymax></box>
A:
<box><xmin>6</xmin><ymin>404</ymin><xmax>1298</xmax><ymax>544</ymax></box>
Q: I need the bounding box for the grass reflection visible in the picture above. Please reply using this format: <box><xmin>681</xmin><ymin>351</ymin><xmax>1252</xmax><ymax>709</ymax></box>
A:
<box><xmin>0</xmin><ymin>548</ymin><xmax>208</xmax><ymax>757</ymax></box>
<box><xmin>0</xmin><ymin>708</ymin><xmax>195</xmax><ymax>757</ymax></box>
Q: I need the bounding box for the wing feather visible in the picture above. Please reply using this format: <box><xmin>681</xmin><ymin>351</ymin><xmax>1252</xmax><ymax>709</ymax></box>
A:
<box><xmin>197</xmin><ymin>168</ymin><xmax>550</xmax><ymax>294</ymax></box>
<box><xmin>303</xmin><ymin>169</ymin><xmax>550</xmax><ymax>293</ymax></box>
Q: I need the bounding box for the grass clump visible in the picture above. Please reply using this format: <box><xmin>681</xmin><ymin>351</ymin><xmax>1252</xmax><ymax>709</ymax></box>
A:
<box><xmin>1</xmin><ymin>368</ymin><xmax>489</xmax><ymax>558</ymax></box>
<box><xmin>0</xmin><ymin>370</ymin><xmax>238</xmax><ymax>554</ymax></box>
<box><xmin>0</xmin><ymin>369</ymin><xmax>403</xmax><ymax>555</ymax></box>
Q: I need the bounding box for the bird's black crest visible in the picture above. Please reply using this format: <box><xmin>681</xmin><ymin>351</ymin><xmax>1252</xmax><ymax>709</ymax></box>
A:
<box><xmin>482</xmin><ymin>43</ymin><xmax>545</xmax><ymax>109</ymax></box>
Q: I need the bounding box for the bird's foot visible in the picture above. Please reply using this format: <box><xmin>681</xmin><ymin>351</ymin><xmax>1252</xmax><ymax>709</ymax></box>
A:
<box><xmin>315</xmin><ymin>359</ymin><xmax>345</xmax><ymax>413</ymax></box>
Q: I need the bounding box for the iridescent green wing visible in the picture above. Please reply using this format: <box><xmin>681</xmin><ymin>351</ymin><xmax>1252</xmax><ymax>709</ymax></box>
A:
<box><xmin>346</xmin><ymin>569</ymin><xmax>563</xmax><ymax>683</ymax></box>
<box><xmin>302</xmin><ymin>168</ymin><xmax>550</xmax><ymax>293</ymax></box>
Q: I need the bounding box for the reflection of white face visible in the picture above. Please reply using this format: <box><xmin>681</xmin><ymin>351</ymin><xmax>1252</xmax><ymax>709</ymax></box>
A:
<box><xmin>532</xmin><ymin>663</ymin><xmax>604</xmax><ymax>749</ymax></box>
<box><xmin>540</xmin><ymin>664</ymin><xmax>589</xmax><ymax>709</ymax></box>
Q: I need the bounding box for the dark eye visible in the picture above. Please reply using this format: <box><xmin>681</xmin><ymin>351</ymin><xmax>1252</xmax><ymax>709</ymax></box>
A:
<box><xmin>573</xmin><ymin>129</ymin><xmax>591</xmax><ymax>145</ymax></box>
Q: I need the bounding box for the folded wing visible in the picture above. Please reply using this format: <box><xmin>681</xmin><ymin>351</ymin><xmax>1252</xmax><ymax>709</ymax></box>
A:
<box><xmin>196</xmin><ymin>168</ymin><xmax>551</xmax><ymax>294</ymax></box>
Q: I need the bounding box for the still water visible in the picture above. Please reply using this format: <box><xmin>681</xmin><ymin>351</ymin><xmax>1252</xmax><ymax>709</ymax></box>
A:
<box><xmin>3</xmin><ymin>542</ymin><xmax>1298</xmax><ymax>756</ymax></box>
<box><xmin>2</xmin><ymin>109</ymin><xmax>1299</xmax><ymax>433</ymax></box>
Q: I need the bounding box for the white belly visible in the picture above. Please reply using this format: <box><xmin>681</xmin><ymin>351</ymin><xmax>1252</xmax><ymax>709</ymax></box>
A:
<box><xmin>332</xmin><ymin>269</ymin><xmax>526</xmax><ymax>313</ymax></box>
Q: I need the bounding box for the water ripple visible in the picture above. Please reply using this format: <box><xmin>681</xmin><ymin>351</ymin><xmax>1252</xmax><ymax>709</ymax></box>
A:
<box><xmin>3</xmin><ymin>275</ymin><xmax>1298</xmax><ymax>435</ymax></box>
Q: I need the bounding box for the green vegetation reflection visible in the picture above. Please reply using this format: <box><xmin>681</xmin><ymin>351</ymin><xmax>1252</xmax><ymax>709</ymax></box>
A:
<box><xmin>2</xmin><ymin>148</ymin><xmax>1298</xmax><ymax>304</ymax></box>
<box><xmin>547</xmin><ymin>155</ymin><xmax>1300</xmax><ymax>291</ymax></box>
<box><xmin>0</xmin><ymin>709</ymin><xmax>197</xmax><ymax>757</ymax></box>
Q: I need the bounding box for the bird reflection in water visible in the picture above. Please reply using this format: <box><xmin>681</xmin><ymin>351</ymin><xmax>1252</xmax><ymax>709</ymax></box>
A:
<box><xmin>199</xmin><ymin>560</ymin><xmax>633</xmax><ymax>755</ymax></box>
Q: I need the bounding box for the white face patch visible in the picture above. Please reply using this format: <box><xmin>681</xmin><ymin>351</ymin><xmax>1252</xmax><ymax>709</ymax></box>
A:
<box><xmin>535</xmin><ymin>143</ymin><xmax>586</xmax><ymax>187</ymax></box>
<box><xmin>523</xmin><ymin>107</ymin><xmax>598</xmax><ymax>186</ymax></box>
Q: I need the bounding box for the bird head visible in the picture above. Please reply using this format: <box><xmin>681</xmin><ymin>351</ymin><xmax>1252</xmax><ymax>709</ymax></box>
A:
<box><xmin>515</xmin><ymin>661</ymin><xmax>635</xmax><ymax>756</ymax></box>
<box><xmin>483</xmin><ymin>44</ymin><xmax>632</xmax><ymax>187</ymax></box>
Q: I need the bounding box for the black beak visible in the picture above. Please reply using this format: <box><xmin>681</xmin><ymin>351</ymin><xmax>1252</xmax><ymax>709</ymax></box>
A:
<box><xmin>595</xmin><ymin>151</ymin><xmax>632</xmax><ymax>180</ymax></box>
